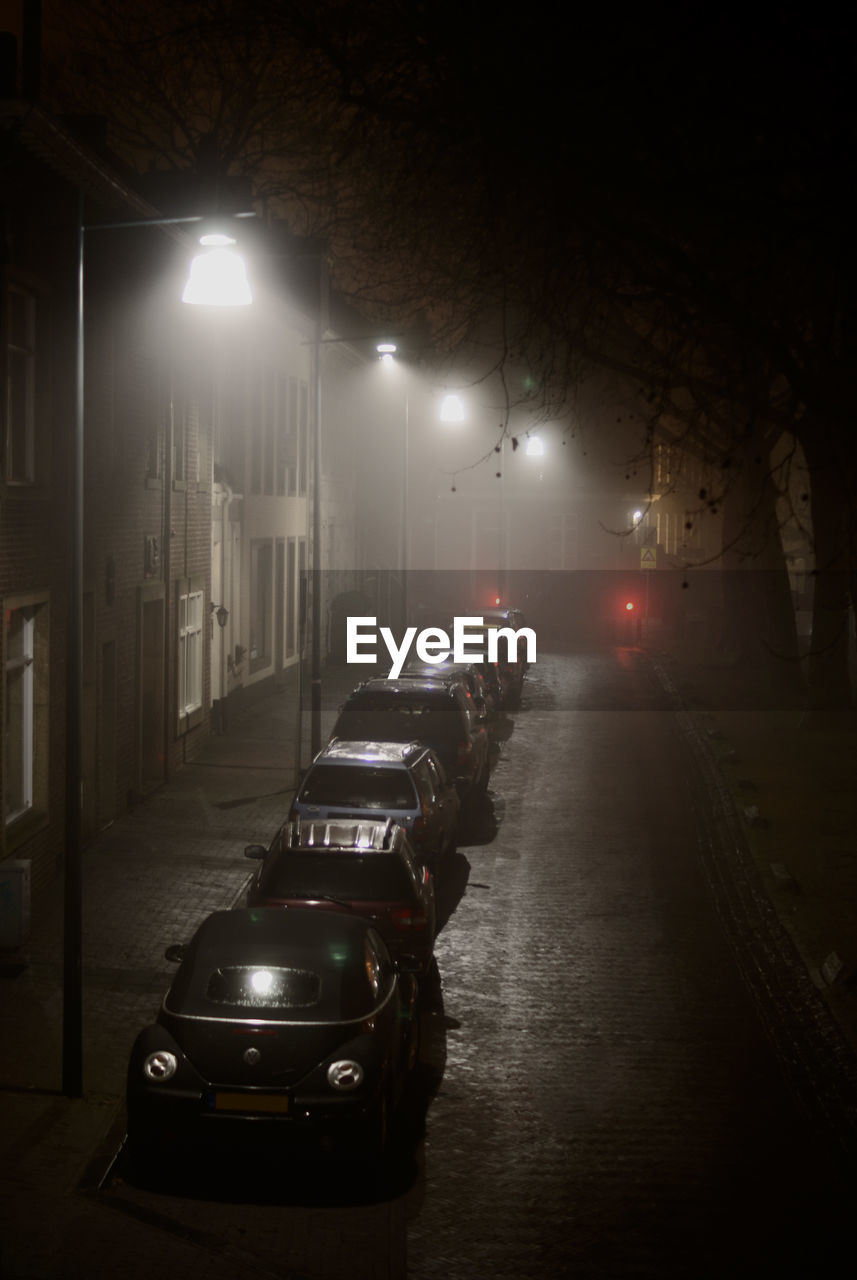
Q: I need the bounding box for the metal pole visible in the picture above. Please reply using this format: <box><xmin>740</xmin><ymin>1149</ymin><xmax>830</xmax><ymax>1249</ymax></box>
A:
<box><xmin>401</xmin><ymin>394</ymin><xmax>409</xmax><ymax>631</ymax></box>
<box><xmin>310</xmin><ymin>254</ymin><xmax>328</xmax><ymax>758</ymax></box>
<box><xmin>63</xmin><ymin>195</ymin><xmax>84</xmax><ymax>1098</ymax></box>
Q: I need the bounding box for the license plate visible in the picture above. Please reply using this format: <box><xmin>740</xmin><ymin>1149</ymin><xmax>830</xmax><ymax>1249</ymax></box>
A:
<box><xmin>211</xmin><ymin>1091</ymin><xmax>289</xmax><ymax>1114</ymax></box>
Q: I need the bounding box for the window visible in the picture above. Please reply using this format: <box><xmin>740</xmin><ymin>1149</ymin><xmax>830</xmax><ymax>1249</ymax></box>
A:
<box><xmin>276</xmin><ymin>372</ymin><xmax>290</xmax><ymax>496</ymax></box>
<box><xmin>177</xmin><ymin>585</ymin><xmax>204</xmax><ymax>726</ymax></box>
<box><xmin>205</xmin><ymin>966</ymin><xmax>321</xmax><ymax>1009</ymax></box>
<box><xmin>297</xmin><ymin>378</ymin><xmax>308</xmax><ymax>497</ymax></box>
<box><xmin>4</xmin><ymin>282</ymin><xmax>38</xmax><ymax>483</ymax></box>
<box><xmin>249</xmin><ymin>540</ymin><xmax>273</xmax><ymax>671</ymax></box>
<box><xmin>4</xmin><ymin>597</ymin><xmax>49</xmax><ymax>834</ymax></box>
<box><xmin>263</xmin><ymin>367</ymin><xmax>274</xmax><ymax>496</ymax></box>
<box><xmin>250</xmin><ymin>376</ymin><xmax>262</xmax><ymax>494</ymax></box>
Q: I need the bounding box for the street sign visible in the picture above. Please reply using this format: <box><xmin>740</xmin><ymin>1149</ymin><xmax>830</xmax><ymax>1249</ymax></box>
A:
<box><xmin>640</xmin><ymin>546</ymin><xmax>657</xmax><ymax>568</ymax></box>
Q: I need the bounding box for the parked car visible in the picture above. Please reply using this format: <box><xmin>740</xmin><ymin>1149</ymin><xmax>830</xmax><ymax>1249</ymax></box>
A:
<box><xmin>288</xmin><ymin>739</ymin><xmax>459</xmax><ymax>863</ymax></box>
<box><xmin>395</xmin><ymin>657</ymin><xmax>497</xmax><ymax>721</ymax></box>
<box><xmin>245</xmin><ymin>818</ymin><xmax>436</xmax><ymax>971</ymax></box>
<box><xmin>331</xmin><ymin>677</ymin><xmax>489</xmax><ymax>798</ymax></box>
<box><xmin>126</xmin><ymin>907</ymin><xmax>419</xmax><ymax>1163</ymax></box>
<box><xmin>450</xmin><ymin>615</ymin><xmax>528</xmax><ymax>710</ymax></box>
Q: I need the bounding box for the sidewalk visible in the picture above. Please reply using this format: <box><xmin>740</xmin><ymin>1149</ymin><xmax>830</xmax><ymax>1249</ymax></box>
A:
<box><xmin>657</xmin><ymin>644</ymin><xmax>857</xmax><ymax>1065</ymax></box>
<box><xmin>0</xmin><ymin>661</ymin><xmax>386</xmax><ymax>1280</ymax></box>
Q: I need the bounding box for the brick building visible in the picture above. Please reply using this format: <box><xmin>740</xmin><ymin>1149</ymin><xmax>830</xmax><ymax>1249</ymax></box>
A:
<box><xmin>0</xmin><ymin>100</ymin><xmax>225</xmax><ymax>895</ymax></box>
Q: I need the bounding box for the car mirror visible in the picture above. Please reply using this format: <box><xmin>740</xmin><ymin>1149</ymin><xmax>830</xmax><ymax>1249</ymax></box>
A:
<box><xmin>164</xmin><ymin>944</ymin><xmax>187</xmax><ymax>963</ymax></box>
<box><xmin>244</xmin><ymin>844</ymin><xmax>267</xmax><ymax>860</ymax></box>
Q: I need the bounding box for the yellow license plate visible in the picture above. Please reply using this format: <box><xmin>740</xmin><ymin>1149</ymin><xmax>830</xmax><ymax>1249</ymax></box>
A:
<box><xmin>212</xmin><ymin>1091</ymin><xmax>289</xmax><ymax>1114</ymax></box>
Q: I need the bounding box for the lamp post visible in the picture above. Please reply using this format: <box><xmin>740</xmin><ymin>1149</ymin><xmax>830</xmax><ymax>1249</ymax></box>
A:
<box><xmin>377</xmin><ymin>343</ymin><xmax>409</xmax><ymax>632</ymax></box>
<box><xmin>63</xmin><ymin>205</ymin><xmax>252</xmax><ymax>1097</ymax></box>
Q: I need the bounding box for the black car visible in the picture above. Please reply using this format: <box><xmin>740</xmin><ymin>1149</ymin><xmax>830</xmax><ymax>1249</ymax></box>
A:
<box><xmin>446</xmin><ymin>614</ymin><xmax>529</xmax><ymax>710</ymax></box>
<box><xmin>245</xmin><ymin>818</ymin><xmax>437</xmax><ymax>971</ymax></box>
<box><xmin>395</xmin><ymin>657</ymin><xmax>496</xmax><ymax>722</ymax></box>
<box><xmin>331</xmin><ymin>677</ymin><xmax>489</xmax><ymax>797</ymax></box>
<box><xmin>288</xmin><ymin>739</ymin><xmax>460</xmax><ymax>863</ymax></box>
<box><xmin>126</xmin><ymin>908</ymin><xmax>419</xmax><ymax>1163</ymax></box>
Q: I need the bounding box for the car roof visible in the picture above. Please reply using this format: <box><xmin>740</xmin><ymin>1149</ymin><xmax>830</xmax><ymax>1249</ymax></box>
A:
<box><xmin>165</xmin><ymin>908</ymin><xmax>392</xmax><ymax>1022</ymax></box>
<box><xmin>180</xmin><ymin>906</ymin><xmax>382</xmax><ymax>962</ymax></box>
<box><xmin>316</xmin><ymin>739</ymin><xmax>424</xmax><ymax>766</ymax></box>
<box><xmin>286</xmin><ymin>817</ymin><xmax>410</xmax><ymax>851</ymax></box>
<box><xmin>350</xmin><ymin>677</ymin><xmax>459</xmax><ymax>698</ymax></box>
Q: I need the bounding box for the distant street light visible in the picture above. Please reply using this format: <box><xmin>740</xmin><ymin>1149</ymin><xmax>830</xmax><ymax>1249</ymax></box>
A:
<box><xmin>440</xmin><ymin>393</ymin><xmax>465</xmax><ymax>422</ymax></box>
<box><xmin>65</xmin><ymin>207</ymin><xmax>254</xmax><ymax>1097</ymax></box>
<box><xmin>525</xmin><ymin>434</ymin><xmax>544</xmax><ymax>456</ymax></box>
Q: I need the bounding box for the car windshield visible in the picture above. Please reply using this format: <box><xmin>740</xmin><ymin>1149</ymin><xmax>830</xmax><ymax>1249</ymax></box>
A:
<box><xmin>336</xmin><ymin>696</ymin><xmax>458</xmax><ymax>742</ymax></box>
<box><xmin>261</xmin><ymin>852</ymin><xmax>413</xmax><ymax>900</ymax></box>
<box><xmin>299</xmin><ymin>764</ymin><xmax>416</xmax><ymax>809</ymax></box>
<box><xmin>205</xmin><ymin>965</ymin><xmax>320</xmax><ymax>1009</ymax></box>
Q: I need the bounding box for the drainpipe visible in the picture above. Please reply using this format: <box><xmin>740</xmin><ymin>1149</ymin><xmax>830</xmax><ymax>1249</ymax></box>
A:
<box><xmin>220</xmin><ymin>479</ymin><xmax>234</xmax><ymax>729</ymax></box>
<box><xmin>162</xmin><ymin>381</ymin><xmax>173</xmax><ymax>782</ymax></box>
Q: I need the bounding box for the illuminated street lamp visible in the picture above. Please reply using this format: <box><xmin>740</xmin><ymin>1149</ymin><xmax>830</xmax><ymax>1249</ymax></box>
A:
<box><xmin>440</xmin><ymin>393</ymin><xmax>465</xmax><ymax>422</ymax></box>
<box><xmin>181</xmin><ymin>231</ymin><xmax>252</xmax><ymax>306</ymax></box>
<box><xmin>64</xmin><ymin>208</ymin><xmax>253</xmax><ymax>1096</ymax></box>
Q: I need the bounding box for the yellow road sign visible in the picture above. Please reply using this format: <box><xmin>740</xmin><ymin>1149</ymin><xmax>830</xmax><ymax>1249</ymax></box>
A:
<box><xmin>640</xmin><ymin>547</ymin><xmax>657</xmax><ymax>568</ymax></box>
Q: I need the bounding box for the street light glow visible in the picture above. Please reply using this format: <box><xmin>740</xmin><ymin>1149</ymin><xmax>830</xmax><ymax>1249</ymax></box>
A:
<box><xmin>526</xmin><ymin>434</ymin><xmax>544</xmax><ymax>456</ymax></box>
<box><xmin>182</xmin><ymin>233</ymin><xmax>252</xmax><ymax>306</ymax></box>
<box><xmin>440</xmin><ymin>393</ymin><xmax>465</xmax><ymax>422</ymax></box>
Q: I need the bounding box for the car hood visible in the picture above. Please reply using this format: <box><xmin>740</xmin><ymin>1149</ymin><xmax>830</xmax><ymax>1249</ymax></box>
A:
<box><xmin>159</xmin><ymin>1012</ymin><xmax>361</xmax><ymax>1088</ymax></box>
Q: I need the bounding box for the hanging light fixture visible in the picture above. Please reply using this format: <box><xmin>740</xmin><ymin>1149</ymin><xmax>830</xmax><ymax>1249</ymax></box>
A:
<box><xmin>182</xmin><ymin>232</ymin><xmax>252</xmax><ymax>306</ymax></box>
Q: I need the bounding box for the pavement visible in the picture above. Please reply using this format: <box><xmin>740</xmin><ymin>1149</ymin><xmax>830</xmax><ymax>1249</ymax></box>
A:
<box><xmin>2</xmin><ymin>645</ymin><xmax>857</xmax><ymax>1278</ymax></box>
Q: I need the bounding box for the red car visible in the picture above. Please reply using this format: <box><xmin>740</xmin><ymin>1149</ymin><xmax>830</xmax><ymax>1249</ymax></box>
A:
<box><xmin>244</xmin><ymin>819</ymin><xmax>437</xmax><ymax>973</ymax></box>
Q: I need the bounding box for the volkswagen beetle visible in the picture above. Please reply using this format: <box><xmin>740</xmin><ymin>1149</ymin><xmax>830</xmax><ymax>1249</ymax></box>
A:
<box><xmin>126</xmin><ymin>908</ymin><xmax>419</xmax><ymax>1165</ymax></box>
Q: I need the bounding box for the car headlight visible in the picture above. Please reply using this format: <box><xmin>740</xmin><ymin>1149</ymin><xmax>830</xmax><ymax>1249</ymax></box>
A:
<box><xmin>143</xmin><ymin>1050</ymin><xmax>178</xmax><ymax>1082</ymax></box>
<box><xmin>327</xmin><ymin>1059</ymin><xmax>364</xmax><ymax>1091</ymax></box>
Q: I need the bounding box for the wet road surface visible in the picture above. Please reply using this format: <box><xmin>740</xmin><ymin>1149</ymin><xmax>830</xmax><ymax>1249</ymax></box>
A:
<box><xmin>406</xmin><ymin>647</ymin><xmax>855</xmax><ymax>1278</ymax></box>
<box><xmin>98</xmin><ymin>647</ymin><xmax>856</xmax><ymax>1278</ymax></box>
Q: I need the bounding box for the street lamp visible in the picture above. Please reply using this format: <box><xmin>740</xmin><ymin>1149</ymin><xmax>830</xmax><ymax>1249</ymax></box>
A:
<box><xmin>64</xmin><ymin>205</ymin><xmax>253</xmax><ymax>1096</ymax></box>
<box><xmin>440</xmin><ymin>393</ymin><xmax>465</xmax><ymax>423</ymax></box>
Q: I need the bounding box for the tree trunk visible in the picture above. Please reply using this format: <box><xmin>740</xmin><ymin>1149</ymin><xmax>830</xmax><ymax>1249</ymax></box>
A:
<box><xmin>799</xmin><ymin>437</ymin><xmax>854</xmax><ymax>724</ymax></box>
<box><xmin>718</xmin><ymin>445</ymin><xmax>802</xmax><ymax>703</ymax></box>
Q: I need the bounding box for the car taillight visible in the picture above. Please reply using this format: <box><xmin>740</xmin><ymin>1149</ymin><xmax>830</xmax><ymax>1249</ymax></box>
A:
<box><xmin>391</xmin><ymin>907</ymin><xmax>427</xmax><ymax>931</ymax></box>
<box><xmin>456</xmin><ymin>741</ymin><xmax>472</xmax><ymax>765</ymax></box>
<box><xmin>411</xmin><ymin>815</ymin><xmax>427</xmax><ymax>843</ymax></box>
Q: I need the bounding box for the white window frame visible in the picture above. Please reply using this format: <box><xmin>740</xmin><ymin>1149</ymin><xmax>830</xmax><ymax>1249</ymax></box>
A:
<box><xmin>177</xmin><ymin>588</ymin><xmax>204</xmax><ymax>724</ymax></box>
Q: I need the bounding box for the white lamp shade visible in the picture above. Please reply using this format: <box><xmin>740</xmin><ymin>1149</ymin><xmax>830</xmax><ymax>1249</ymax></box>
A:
<box><xmin>182</xmin><ymin>246</ymin><xmax>252</xmax><ymax>306</ymax></box>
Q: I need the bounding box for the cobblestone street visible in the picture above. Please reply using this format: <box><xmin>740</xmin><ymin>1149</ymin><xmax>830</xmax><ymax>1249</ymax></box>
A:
<box><xmin>2</xmin><ymin>649</ymin><xmax>856</xmax><ymax>1279</ymax></box>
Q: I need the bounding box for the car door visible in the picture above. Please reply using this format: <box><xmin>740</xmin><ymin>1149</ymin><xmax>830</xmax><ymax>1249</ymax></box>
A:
<box><xmin>412</xmin><ymin>754</ymin><xmax>458</xmax><ymax>855</ymax></box>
